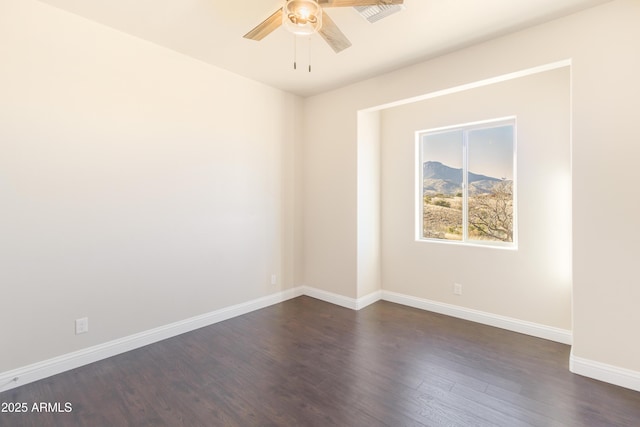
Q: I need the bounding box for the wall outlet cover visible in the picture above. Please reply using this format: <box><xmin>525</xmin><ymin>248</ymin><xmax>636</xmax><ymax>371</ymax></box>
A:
<box><xmin>75</xmin><ymin>317</ymin><xmax>89</xmax><ymax>334</ymax></box>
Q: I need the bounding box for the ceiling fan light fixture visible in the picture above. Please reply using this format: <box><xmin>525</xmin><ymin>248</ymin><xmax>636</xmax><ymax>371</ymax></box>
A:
<box><xmin>282</xmin><ymin>0</ymin><xmax>323</xmax><ymax>36</ymax></box>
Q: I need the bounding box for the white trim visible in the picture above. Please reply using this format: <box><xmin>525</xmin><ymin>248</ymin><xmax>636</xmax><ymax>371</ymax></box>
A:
<box><xmin>300</xmin><ymin>286</ymin><xmax>382</xmax><ymax>311</ymax></box>
<box><xmin>570</xmin><ymin>350</ymin><xmax>640</xmax><ymax>392</ymax></box>
<box><xmin>381</xmin><ymin>290</ymin><xmax>572</xmax><ymax>345</ymax></box>
<box><xmin>301</xmin><ymin>285</ymin><xmax>359</xmax><ymax>310</ymax></box>
<box><xmin>301</xmin><ymin>287</ymin><xmax>571</xmax><ymax>345</ymax></box>
<box><xmin>0</xmin><ymin>287</ymin><xmax>303</xmax><ymax>392</ymax></box>
<box><xmin>356</xmin><ymin>290</ymin><xmax>382</xmax><ymax>310</ymax></box>
<box><xmin>10</xmin><ymin>285</ymin><xmax>640</xmax><ymax>397</ymax></box>
<box><xmin>0</xmin><ymin>286</ymin><xmax>579</xmax><ymax>394</ymax></box>
<box><xmin>416</xmin><ymin>116</ymin><xmax>517</xmax><ymax>135</ymax></box>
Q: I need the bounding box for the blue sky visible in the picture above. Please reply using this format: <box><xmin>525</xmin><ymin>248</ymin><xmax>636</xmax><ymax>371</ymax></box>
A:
<box><xmin>421</xmin><ymin>124</ymin><xmax>514</xmax><ymax>180</ymax></box>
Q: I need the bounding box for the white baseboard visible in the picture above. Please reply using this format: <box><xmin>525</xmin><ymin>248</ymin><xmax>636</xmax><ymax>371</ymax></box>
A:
<box><xmin>293</xmin><ymin>287</ymin><xmax>572</xmax><ymax>345</ymax></box>
<box><xmin>0</xmin><ymin>287</ymin><xmax>304</xmax><ymax>393</ymax></box>
<box><xmin>301</xmin><ymin>285</ymin><xmax>359</xmax><ymax>309</ymax></box>
<box><xmin>381</xmin><ymin>290</ymin><xmax>573</xmax><ymax>345</ymax></box>
<box><xmin>300</xmin><ymin>286</ymin><xmax>382</xmax><ymax>311</ymax></box>
<box><xmin>2</xmin><ymin>286</ymin><xmax>603</xmax><ymax>395</ymax></box>
<box><xmin>570</xmin><ymin>350</ymin><xmax>640</xmax><ymax>392</ymax></box>
<box><xmin>356</xmin><ymin>290</ymin><xmax>382</xmax><ymax>310</ymax></box>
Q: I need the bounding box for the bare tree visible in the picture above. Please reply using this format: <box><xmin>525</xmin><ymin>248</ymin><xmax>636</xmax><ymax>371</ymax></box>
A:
<box><xmin>468</xmin><ymin>181</ymin><xmax>513</xmax><ymax>242</ymax></box>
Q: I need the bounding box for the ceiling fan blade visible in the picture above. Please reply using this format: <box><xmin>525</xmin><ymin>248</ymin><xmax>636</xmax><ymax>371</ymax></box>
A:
<box><xmin>318</xmin><ymin>10</ymin><xmax>352</xmax><ymax>53</ymax></box>
<box><xmin>319</xmin><ymin>0</ymin><xmax>403</xmax><ymax>7</ymax></box>
<box><xmin>243</xmin><ymin>8</ymin><xmax>283</xmax><ymax>41</ymax></box>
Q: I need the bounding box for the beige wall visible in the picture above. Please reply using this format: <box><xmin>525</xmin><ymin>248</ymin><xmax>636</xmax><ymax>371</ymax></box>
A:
<box><xmin>301</xmin><ymin>96</ymin><xmax>358</xmax><ymax>297</ymax></box>
<box><xmin>0</xmin><ymin>0</ymin><xmax>301</xmax><ymax>372</ymax></box>
<box><xmin>302</xmin><ymin>0</ymin><xmax>640</xmax><ymax>372</ymax></box>
<box><xmin>357</xmin><ymin>111</ymin><xmax>382</xmax><ymax>298</ymax></box>
<box><xmin>570</xmin><ymin>1</ymin><xmax>640</xmax><ymax>370</ymax></box>
<box><xmin>380</xmin><ymin>68</ymin><xmax>571</xmax><ymax>329</ymax></box>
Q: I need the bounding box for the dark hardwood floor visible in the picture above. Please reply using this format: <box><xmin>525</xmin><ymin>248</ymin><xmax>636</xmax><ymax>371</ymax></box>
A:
<box><xmin>2</xmin><ymin>296</ymin><xmax>639</xmax><ymax>426</ymax></box>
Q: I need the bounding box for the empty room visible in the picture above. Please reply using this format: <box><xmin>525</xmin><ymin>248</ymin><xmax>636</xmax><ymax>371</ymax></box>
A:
<box><xmin>1</xmin><ymin>0</ymin><xmax>639</xmax><ymax>425</ymax></box>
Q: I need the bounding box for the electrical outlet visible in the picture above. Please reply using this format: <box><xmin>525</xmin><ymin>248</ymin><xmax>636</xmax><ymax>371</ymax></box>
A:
<box><xmin>75</xmin><ymin>317</ymin><xmax>89</xmax><ymax>335</ymax></box>
<box><xmin>453</xmin><ymin>283</ymin><xmax>463</xmax><ymax>295</ymax></box>
<box><xmin>271</xmin><ymin>274</ymin><xmax>277</xmax><ymax>285</ymax></box>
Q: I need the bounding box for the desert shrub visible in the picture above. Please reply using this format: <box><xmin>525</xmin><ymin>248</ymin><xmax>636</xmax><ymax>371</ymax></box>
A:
<box><xmin>434</xmin><ymin>200</ymin><xmax>451</xmax><ymax>208</ymax></box>
<box><xmin>468</xmin><ymin>181</ymin><xmax>513</xmax><ymax>242</ymax></box>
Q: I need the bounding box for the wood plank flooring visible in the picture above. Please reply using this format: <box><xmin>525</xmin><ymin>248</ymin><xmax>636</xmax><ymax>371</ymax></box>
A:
<box><xmin>1</xmin><ymin>296</ymin><xmax>639</xmax><ymax>426</ymax></box>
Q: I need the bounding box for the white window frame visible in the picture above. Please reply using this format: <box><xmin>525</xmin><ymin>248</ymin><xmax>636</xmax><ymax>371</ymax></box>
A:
<box><xmin>415</xmin><ymin>117</ymin><xmax>518</xmax><ymax>249</ymax></box>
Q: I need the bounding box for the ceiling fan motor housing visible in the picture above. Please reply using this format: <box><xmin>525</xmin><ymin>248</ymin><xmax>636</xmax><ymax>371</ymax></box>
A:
<box><xmin>283</xmin><ymin>0</ymin><xmax>323</xmax><ymax>35</ymax></box>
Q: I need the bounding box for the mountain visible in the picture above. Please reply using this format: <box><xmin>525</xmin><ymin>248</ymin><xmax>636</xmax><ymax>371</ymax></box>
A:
<box><xmin>423</xmin><ymin>161</ymin><xmax>463</xmax><ymax>183</ymax></box>
<box><xmin>423</xmin><ymin>178</ymin><xmax>461</xmax><ymax>195</ymax></box>
<box><xmin>422</xmin><ymin>161</ymin><xmax>503</xmax><ymax>195</ymax></box>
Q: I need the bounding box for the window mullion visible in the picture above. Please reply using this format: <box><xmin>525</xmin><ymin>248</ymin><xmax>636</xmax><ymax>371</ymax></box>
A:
<box><xmin>462</xmin><ymin>130</ymin><xmax>469</xmax><ymax>242</ymax></box>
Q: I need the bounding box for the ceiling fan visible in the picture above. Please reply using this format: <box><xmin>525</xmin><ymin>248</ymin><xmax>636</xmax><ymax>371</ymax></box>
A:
<box><xmin>244</xmin><ymin>0</ymin><xmax>404</xmax><ymax>53</ymax></box>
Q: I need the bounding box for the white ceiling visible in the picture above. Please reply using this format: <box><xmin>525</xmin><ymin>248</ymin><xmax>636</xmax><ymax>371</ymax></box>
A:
<box><xmin>38</xmin><ymin>0</ymin><xmax>610</xmax><ymax>97</ymax></box>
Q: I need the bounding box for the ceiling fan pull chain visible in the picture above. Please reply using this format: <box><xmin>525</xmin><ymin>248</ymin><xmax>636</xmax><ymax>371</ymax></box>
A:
<box><xmin>308</xmin><ymin>36</ymin><xmax>312</xmax><ymax>73</ymax></box>
<box><xmin>293</xmin><ymin>36</ymin><xmax>297</xmax><ymax>70</ymax></box>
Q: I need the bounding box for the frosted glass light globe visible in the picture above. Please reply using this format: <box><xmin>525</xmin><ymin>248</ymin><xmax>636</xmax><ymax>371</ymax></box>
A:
<box><xmin>282</xmin><ymin>0</ymin><xmax>322</xmax><ymax>36</ymax></box>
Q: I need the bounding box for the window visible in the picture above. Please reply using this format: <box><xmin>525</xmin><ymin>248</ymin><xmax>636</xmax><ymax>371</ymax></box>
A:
<box><xmin>416</xmin><ymin>118</ymin><xmax>516</xmax><ymax>248</ymax></box>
